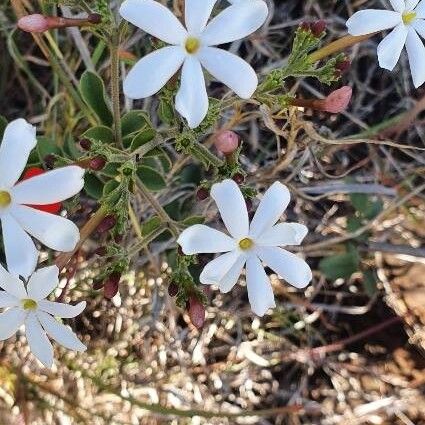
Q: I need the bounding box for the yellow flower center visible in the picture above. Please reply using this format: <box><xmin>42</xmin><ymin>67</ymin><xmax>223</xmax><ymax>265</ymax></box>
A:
<box><xmin>402</xmin><ymin>11</ymin><xmax>417</xmax><ymax>25</ymax></box>
<box><xmin>185</xmin><ymin>36</ymin><xmax>200</xmax><ymax>54</ymax></box>
<box><xmin>239</xmin><ymin>237</ymin><xmax>254</xmax><ymax>250</ymax></box>
<box><xmin>22</xmin><ymin>299</ymin><xmax>38</xmax><ymax>311</ymax></box>
<box><xmin>0</xmin><ymin>191</ymin><xmax>11</xmax><ymax>208</ymax></box>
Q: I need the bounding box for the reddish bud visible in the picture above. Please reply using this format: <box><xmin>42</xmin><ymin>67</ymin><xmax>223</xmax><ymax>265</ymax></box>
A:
<box><xmin>214</xmin><ymin>130</ymin><xmax>239</xmax><ymax>155</ymax></box>
<box><xmin>93</xmin><ymin>280</ymin><xmax>104</xmax><ymax>290</ymax></box>
<box><xmin>336</xmin><ymin>58</ymin><xmax>351</xmax><ymax>74</ymax></box>
<box><xmin>88</xmin><ymin>13</ymin><xmax>102</xmax><ymax>24</ymax></box>
<box><xmin>79</xmin><ymin>138</ymin><xmax>91</xmax><ymax>151</ymax></box>
<box><xmin>322</xmin><ymin>86</ymin><xmax>353</xmax><ymax>113</ymax></box>
<box><xmin>168</xmin><ymin>282</ymin><xmax>179</xmax><ymax>297</ymax></box>
<box><xmin>311</xmin><ymin>20</ymin><xmax>326</xmax><ymax>37</ymax></box>
<box><xmin>196</xmin><ymin>187</ymin><xmax>209</xmax><ymax>201</ymax></box>
<box><xmin>177</xmin><ymin>246</ymin><xmax>184</xmax><ymax>256</ymax></box>
<box><xmin>232</xmin><ymin>173</ymin><xmax>245</xmax><ymax>185</ymax></box>
<box><xmin>104</xmin><ymin>272</ymin><xmax>121</xmax><ymax>299</ymax></box>
<box><xmin>300</xmin><ymin>22</ymin><xmax>310</xmax><ymax>32</ymax></box>
<box><xmin>188</xmin><ymin>296</ymin><xmax>205</xmax><ymax>329</ymax></box>
<box><xmin>43</xmin><ymin>154</ymin><xmax>56</xmax><ymax>169</ymax></box>
<box><xmin>94</xmin><ymin>246</ymin><xmax>107</xmax><ymax>256</ymax></box>
<box><xmin>89</xmin><ymin>156</ymin><xmax>106</xmax><ymax>171</ymax></box>
<box><xmin>18</xmin><ymin>14</ymin><xmax>50</xmax><ymax>33</ymax></box>
<box><xmin>21</xmin><ymin>167</ymin><xmax>61</xmax><ymax>214</ymax></box>
<box><xmin>96</xmin><ymin>214</ymin><xmax>117</xmax><ymax>233</ymax></box>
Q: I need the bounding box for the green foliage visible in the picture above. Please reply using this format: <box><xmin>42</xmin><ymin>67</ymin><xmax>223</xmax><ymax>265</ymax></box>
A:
<box><xmin>319</xmin><ymin>245</ymin><xmax>360</xmax><ymax>281</ymax></box>
<box><xmin>137</xmin><ymin>165</ymin><xmax>166</xmax><ymax>191</ymax></box>
<box><xmin>79</xmin><ymin>71</ymin><xmax>113</xmax><ymax>127</ymax></box>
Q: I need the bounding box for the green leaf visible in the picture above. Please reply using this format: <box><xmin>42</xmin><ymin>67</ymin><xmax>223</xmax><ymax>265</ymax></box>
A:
<box><xmin>350</xmin><ymin>193</ymin><xmax>369</xmax><ymax>214</ymax></box>
<box><xmin>319</xmin><ymin>249</ymin><xmax>360</xmax><ymax>281</ymax></box>
<box><xmin>141</xmin><ymin>216</ymin><xmax>162</xmax><ymax>236</ymax></box>
<box><xmin>181</xmin><ymin>215</ymin><xmax>205</xmax><ymax>226</ymax></box>
<box><xmin>0</xmin><ymin>115</ymin><xmax>7</xmax><ymax>140</ymax></box>
<box><xmin>63</xmin><ymin>134</ymin><xmax>82</xmax><ymax>160</ymax></box>
<box><xmin>84</xmin><ymin>174</ymin><xmax>104</xmax><ymax>200</ymax></box>
<box><xmin>137</xmin><ymin>165</ymin><xmax>166</xmax><ymax>191</ymax></box>
<box><xmin>121</xmin><ymin>110</ymin><xmax>155</xmax><ymax>145</ymax></box>
<box><xmin>364</xmin><ymin>200</ymin><xmax>383</xmax><ymax>220</ymax></box>
<box><xmin>363</xmin><ymin>269</ymin><xmax>377</xmax><ymax>296</ymax></box>
<box><xmin>36</xmin><ymin>136</ymin><xmax>61</xmax><ymax>163</ymax></box>
<box><xmin>83</xmin><ymin>126</ymin><xmax>114</xmax><ymax>144</ymax></box>
<box><xmin>103</xmin><ymin>179</ymin><xmax>120</xmax><ymax>196</ymax></box>
<box><xmin>130</xmin><ymin>128</ymin><xmax>156</xmax><ymax>151</ymax></box>
<box><xmin>79</xmin><ymin>71</ymin><xmax>113</xmax><ymax>127</ymax></box>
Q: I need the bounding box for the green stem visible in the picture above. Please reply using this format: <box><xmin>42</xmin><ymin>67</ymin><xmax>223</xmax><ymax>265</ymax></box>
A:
<box><xmin>189</xmin><ymin>141</ymin><xmax>224</xmax><ymax>168</ymax></box>
<box><xmin>135</xmin><ymin>177</ymin><xmax>179</xmax><ymax>236</ymax></box>
<box><xmin>110</xmin><ymin>37</ymin><xmax>123</xmax><ymax>149</ymax></box>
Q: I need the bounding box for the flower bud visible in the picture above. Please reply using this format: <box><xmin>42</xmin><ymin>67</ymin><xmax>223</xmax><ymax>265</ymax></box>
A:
<box><xmin>232</xmin><ymin>173</ymin><xmax>245</xmax><ymax>185</ymax></box>
<box><xmin>94</xmin><ymin>246</ymin><xmax>107</xmax><ymax>256</ymax></box>
<box><xmin>93</xmin><ymin>280</ymin><xmax>104</xmax><ymax>290</ymax></box>
<box><xmin>87</xmin><ymin>13</ymin><xmax>102</xmax><ymax>24</ymax></box>
<box><xmin>79</xmin><ymin>138</ymin><xmax>91</xmax><ymax>151</ymax></box>
<box><xmin>89</xmin><ymin>156</ymin><xmax>106</xmax><ymax>171</ymax></box>
<box><xmin>96</xmin><ymin>214</ymin><xmax>117</xmax><ymax>233</ymax></box>
<box><xmin>214</xmin><ymin>130</ymin><xmax>239</xmax><ymax>155</ymax></box>
<box><xmin>311</xmin><ymin>20</ymin><xmax>326</xmax><ymax>37</ymax></box>
<box><xmin>322</xmin><ymin>86</ymin><xmax>352</xmax><ymax>114</ymax></box>
<box><xmin>336</xmin><ymin>58</ymin><xmax>351</xmax><ymax>74</ymax></box>
<box><xmin>18</xmin><ymin>14</ymin><xmax>49</xmax><ymax>33</ymax></box>
<box><xmin>196</xmin><ymin>187</ymin><xmax>209</xmax><ymax>201</ymax></box>
<box><xmin>168</xmin><ymin>282</ymin><xmax>179</xmax><ymax>297</ymax></box>
<box><xmin>104</xmin><ymin>272</ymin><xmax>121</xmax><ymax>299</ymax></box>
<box><xmin>43</xmin><ymin>154</ymin><xmax>56</xmax><ymax>169</ymax></box>
<box><xmin>188</xmin><ymin>296</ymin><xmax>205</xmax><ymax>329</ymax></box>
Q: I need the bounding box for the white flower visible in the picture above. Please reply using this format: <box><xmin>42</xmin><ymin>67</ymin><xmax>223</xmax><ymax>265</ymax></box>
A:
<box><xmin>346</xmin><ymin>0</ymin><xmax>425</xmax><ymax>88</ymax></box>
<box><xmin>0</xmin><ymin>119</ymin><xmax>84</xmax><ymax>279</ymax></box>
<box><xmin>177</xmin><ymin>179</ymin><xmax>312</xmax><ymax>317</ymax></box>
<box><xmin>0</xmin><ymin>264</ymin><xmax>86</xmax><ymax>368</ymax></box>
<box><xmin>119</xmin><ymin>0</ymin><xmax>268</xmax><ymax>128</ymax></box>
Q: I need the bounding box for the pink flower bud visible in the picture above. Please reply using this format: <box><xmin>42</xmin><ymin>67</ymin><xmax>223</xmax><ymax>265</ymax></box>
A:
<box><xmin>104</xmin><ymin>272</ymin><xmax>121</xmax><ymax>299</ymax></box>
<box><xmin>18</xmin><ymin>14</ymin><xmax>49</xmax><ymax>33</ymax></box>
<box><xmin>322</xmin><ymin>86</ymin><xmax>352</xmax><ymax>113</ymax></box>
<box><xmin>214</xmin><ymin>131</ymin><xmax>239</xmax><ymax>155</ymax></box>
<box><xmin>188</xmin><ymin>296</ymin><xmax>205</xmax><ymax>329</ymax></box>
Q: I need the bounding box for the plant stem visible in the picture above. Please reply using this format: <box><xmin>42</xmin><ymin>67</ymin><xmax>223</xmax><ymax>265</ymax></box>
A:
<box><xmin>189</xmin><ymin>141</ymin><xmax>224</xmax><ymax>168</ymax></box>
<box><xmin>308</xmin><ymin>33</ymin><xmax>374</xmax><ymax>63</ymax></box>
<box><xmin>135</xmin><ymin>177</ymin><xmax>179</xmax><ymax>236</ymax></box>
<box><xmin>110</xmin><ymin>36</ymin><xmax>123</xmax><ymax>149</ymax></box>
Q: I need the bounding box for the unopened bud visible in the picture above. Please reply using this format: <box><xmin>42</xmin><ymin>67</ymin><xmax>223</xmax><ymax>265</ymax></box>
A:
<box><xmin>168</xmin><ymin>282</ymin><xmax>179</xmax><ymax>297</ymax></box>
<box><xmin>89</xmin><ymin>156</ymin><xmax>106</xmax><ymax>171</ymax></box>
<box><xmin>96</xmin><ymin>214</ymin><xmax>117</xmax><ymax>233</ymax></box>
<box><xmin>18</xmin><ymin>14</ymin><xmax>49</xmax><ymax>33</ymax></box>
<box><xmin>94</xmin><ymin>246</ymin><xmax>107</xmax><ymax>256</ymax></box>
<box><xmin>311</xmin><ymin>20</ymin><xmax>326</xmax><ymax>37</ymax></box>
<box><xmin>336</xmin><ymin>58</ymin><xmax>351</xmax><ymax>74</ymax></box>
<box><xmin>43</xmin><ymin>154</ymin><xmax>56</xmax><ymax>169</ymax></box>
<box><xmin>79</xmin><ymin>138</ymin><xmax>91</xmax><ymax>151</ymax></box>
<box><xmin>188</xmin><ymin>296</ymin><xmax>206</xmax><ymax>329</ymax></box>
<box><xmin>88</xmin><ymin>13</ymin><xmax>102</xmax><ymax>24</ymax></box>
<box><xmin>93</xmin><ymin>280</ymin><xmax>104</xmax><ymax>290</ymax></box>
<box><xmin>104</xmin><ymin>272</ymin><xmax>121</xmax><ymax>299</ymax></box>
<box><xmin>321</xmin><ymin>86</ymin><xmax>352</xmax><ymax>113</ymax></box>
<box><xmin>196</xmin><ymin>187</ymin><xmax>209</xmax><ymax>201</ymax></box>
<box><xmin>214</xmin><ymin>130</ymin><xmax>239</xmax><ymax>155</ymax></box>
<box><xmin>232</xmin><ymin>173</ymin><xmax>245</xmax><ymax>185</ymax></box>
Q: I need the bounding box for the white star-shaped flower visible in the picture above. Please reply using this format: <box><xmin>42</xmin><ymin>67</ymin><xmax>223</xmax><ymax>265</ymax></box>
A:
<box><xmin>346</xmin><ymin>0</ymin><xmax>425</xmax><ymax>87</ymax></box>
<box><xmin>177</xmin><ymin>180</ymin><xmax>312</xmax><ymax>317</ymax></box>
<box><xmin>0</xmin><ymin>119</ymin><xmax>84</xmax><ymax>279</ymax></box>
<box><xmin>0</xmin><ymin>264</ymin><xmax>86</xmax><ymax>368</ymax></box>
<box><xmin>119</xmin><ymin>0</ymin><xmax>268</xmax><ymax>128</ymax></box>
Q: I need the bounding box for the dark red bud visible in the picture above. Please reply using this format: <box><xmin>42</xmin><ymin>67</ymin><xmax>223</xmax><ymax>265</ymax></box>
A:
<box><xmin>232</xmin><ymin>173</ymin><xmax>245</xmax><ymax>185</ymax></box>
<box><xmin>43</xmin><ymin>154</ymin><xmax>56</xmax><ymax>169</ymax></box>
<box><xmin>188</xmin><ymin>296</ymin><xmax>205</xmax><ymax>329</ymax></box>
<box><xmin>168</xmin><ymin>282</ymin><xmax>179</xmax><ymax>297</ymax></box>
<box><xmin>95</xmin><ymin>246</ymin><xmax>107</xmax><ymax>256</ymax></box>
<box><xmin>245</xmin><ymin>198</ymin><xmax>253</xmax><ymax>212</ymax></box>
<box><xmin>300</xmin><ymin>22</ymin><xmax>310</xmax><ymax>32</ymax></box>
<box><xmin>336</xmin><ymin>59</ymin><xmax>351</xmax><ymax>74</ymax></box>
<box><xmin>88</xmin><ymin>13</ymin><xmax>102</xmax><ymax>24</ymax></box>
<box><xmin>93</xmin><ymin>280</ymin><xmax>104</xmax><ymax>290</ymax></box>
<box><xmin>79</xmin><ymin>138</ymin><xmax>91</xmax><ymax>151</ymax></box>
<box><xmin>196</xmin><ymin>187</ymin><xmax>209</xmax><ymax>201</ymax></box>
<box><xmin>311</xmin><ymin>20</ymin><xmax>326</xmax><ymax>37</ymax></box>
<box><xmin>104</xmin><ymin>272</ymin><xmax>121</xmax><ymax>299</ymax></box>
<box><xmin>96</xmin><ymin>215</ymin><xmax>117</xmax><ymax>233</ymax></box>
<box><xmin>89</xmin><ymin>156</ymin><xmax>106</xmax><ymax>171</ymax></box>
<box><xmin>177</xmin><ymin>246</ymin><xmax>184</xmax><ymax>256</ymax></box>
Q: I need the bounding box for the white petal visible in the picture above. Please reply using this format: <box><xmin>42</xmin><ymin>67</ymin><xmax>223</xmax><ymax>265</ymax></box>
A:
<box><xmin>119</xmin><ymin>0</ymin><xmax>187</xmax><ymax>44</ymax></box>
<box><xmin>0</xmin><ymin>262</ymin><xmax>27</xmax><ymax>298</ymax></box>
<box><xmin>124</xmin><ymin>46</ymin><xmax>185</xmax><ymax>99</ymax></box>
<box><xmin>37</xmin><ymin>311</ymin><xmax>86</xmax><ymax>352</ymax></box>
<box><xmin>177</xmin><ymin>224</ymin><xmax>236</xmax><ymax>254</ymax></box>
<box><xmin>377</xmin><ymin>23</ymin><xmax>408</xmax><ymax>71</ymax></box>
<box><xmin>415</xmin><ymin>1</ymin><xmax>425</xmax><ymax>17</ymax></box>
<box><xmin>257</xmin><ymin>223</ymin><xmax>308</xmax><ymax>247</ymax></box>
<box><xmin>185</xmin><ymin>0</ymin><xmax>217</xmax><ymax>35</ymax></box>
<box><xmin>389</xmin><ymin>0</ymin><xmax>406</xmax><ymax>12</ymax></box>
<box><xmin>1</xmin><ymin>213</ymin><xmax>38</xmax><ymax>279</ymax></box>
<box><xmin>0</xmin><ymin>119</ymin><xmax>37</xmax><ymax>188</ymax></box>
<box><xmin>0</xmin><ymin>291</ymin><xmax>19</xmax><ymax>308</ymax></box>
<box><xmin>200</xmin><ymin>251</ymin><xmax>246</xmax><ymax>293</ymax></box>
<box><xmin>25</xmin><ymin>312</ymin><xmax>53</xmax><ymax>368</ymax></box>
<box><xmin>412</xmin><ymin>19</ymin><xmax>425</xmax><ymax>37</ymax></box>
<box><xmin>406</xmin><ymin>28</ymin><xmax>425</xmax><ymax>87</ymax></box>
<box><xmin>12</xmin><ymin>166</ymin><xmax>84</xmax><ymax>205</ymax></box>
<box><xmin>346</xmin><ymin>10</ymin><xmax>402</xmax><ymax>35</ymax></box>
<box><xmin>38</xmin><ymin>300</ymin><xmax>86</xmax><ymax>318</ymax></box>
<box><xmin>249</xmin><ymin>182</ymin><xmax>290</xmax><ymax>239</ymax></box>
<box><xmin>11</xmin><ymin>205</ymin><xmax>79</xmax><ymax>252</ymax></box>
<box><xmin>175</xmin><ymin>56</ymin><xmax>208</xmax><ymax>128</ymax></box>
<box><xmin>27</xmin><ymin>266</ymin><xmax>59</xmax><ymax>301</ymax></box>
<box><xmin>256</xmin><ymin>246</ymin><xmax>312</xmax><ymax>289</ymax></box>
<box><xmin>407</xmin><ymin>0</ymin><xmax>421</xmax><ymax>10</ymax></box>
<box><xmin>246</xmin><ymin>256</ymin><xmax>275</xmax><ymax>316</ymax></box>
<box><xmin>201</xmin><ymin>0</ymin><xmax>268</xmax><ymax>45</ymax></box>
<box><xmin>210</xmin><ymin>179</ymin><xmax>249</xmax><ymax>239</ymax></box>
<box><xmin>0</xmin><ymin>307</ymin><xmax>25</xmax><ymax>340</ymax></box>
<box><xmin>198</xmin><ymin>47</ymin><xmax>258</xmax><ymax>98</ymax></box>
